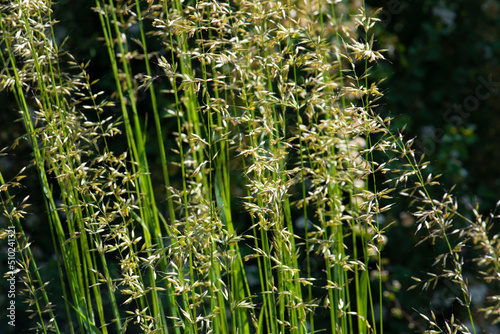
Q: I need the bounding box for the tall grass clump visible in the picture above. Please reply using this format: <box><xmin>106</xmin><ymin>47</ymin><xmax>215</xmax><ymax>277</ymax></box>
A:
<box><xmin>1</xmin><ymin>0</ymin><xmax>500</xmax><ymax>333</ymax></box>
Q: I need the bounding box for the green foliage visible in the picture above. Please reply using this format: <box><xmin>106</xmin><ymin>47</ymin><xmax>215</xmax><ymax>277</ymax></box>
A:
<box><xmin>366</xmin><ymin>0</ymin><xmax>500</xmax><ymax>209</ymax></box>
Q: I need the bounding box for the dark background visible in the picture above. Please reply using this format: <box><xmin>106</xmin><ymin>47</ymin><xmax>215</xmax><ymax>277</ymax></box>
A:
<box><xmin>365</xmin><ymin>0</ymin><xmax>500</xmax><ymax>332</ymax></box>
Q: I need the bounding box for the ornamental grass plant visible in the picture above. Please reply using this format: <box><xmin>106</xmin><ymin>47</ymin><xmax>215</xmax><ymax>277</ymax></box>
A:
<box><xmin>0</xmin><ymin>0</ymin><xmax>499</xmax><ymax>333</ymax></box>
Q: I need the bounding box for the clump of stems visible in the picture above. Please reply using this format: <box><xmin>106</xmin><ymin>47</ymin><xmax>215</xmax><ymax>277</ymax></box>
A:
<box><xmin>1</xmin><ymin>1</ymin><xmax>499</xmax><ymax>334</ymax></box>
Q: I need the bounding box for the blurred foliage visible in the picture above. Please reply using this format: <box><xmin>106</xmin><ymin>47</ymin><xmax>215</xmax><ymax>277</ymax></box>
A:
<box><xmin>365</xmin><ymin>0</ymin><xmax>500</xmax><ymax>332</ymax></box>
<box><xmin>366</xmin><ymin>0</ymin><xmax>500</xmax><ymax>211</ymax></box>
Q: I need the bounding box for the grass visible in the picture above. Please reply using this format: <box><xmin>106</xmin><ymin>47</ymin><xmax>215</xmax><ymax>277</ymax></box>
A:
<box><xmin>1</xmin><ymin>0</ymin><xmax>499</xmax><ymax>333</ymax></box>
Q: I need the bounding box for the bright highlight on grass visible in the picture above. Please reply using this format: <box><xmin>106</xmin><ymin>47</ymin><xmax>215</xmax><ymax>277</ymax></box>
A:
<box><xmin>1</xmin><ymin>1</ymin><xmax>499</xmax><ymax>333</ymax></box>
